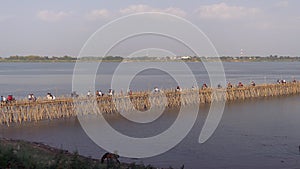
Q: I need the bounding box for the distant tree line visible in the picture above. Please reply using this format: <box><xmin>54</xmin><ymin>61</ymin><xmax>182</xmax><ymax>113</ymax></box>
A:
<box><xmin>219</xmin><ymin>55</ymin><xmax>300</xmax><ymax>62</ymax></box>
<box><xmin>0</xmin><ymin>55</ymin><xmax>125</xmax><ymax>62</ymax></box>
<box><xmin>1</xmin><ymin>55</ymin><xmax>77</xmax><ymax>61</ymax></box>
<box><xmin>1</xmin><ymin>55</ymin><xmax>300</xmax><ymax>62</ymax></box>
<box><xmin>102</xmin><ymin>56</ymin><xmax>123</xmax><ymax>61</ymax></box>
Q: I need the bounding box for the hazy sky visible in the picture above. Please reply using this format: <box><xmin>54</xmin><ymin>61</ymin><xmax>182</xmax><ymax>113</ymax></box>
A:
<box><xmin>0</xmin><ymin>0</ymin><xmax>299</xmax><ymax>57</ymax></box>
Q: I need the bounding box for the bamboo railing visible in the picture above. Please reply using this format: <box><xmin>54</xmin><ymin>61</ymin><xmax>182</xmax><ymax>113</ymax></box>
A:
<box><xmin>0</xmin><ymin>82</ymin><xmax>299</xmax><ymax>125</ymax></box>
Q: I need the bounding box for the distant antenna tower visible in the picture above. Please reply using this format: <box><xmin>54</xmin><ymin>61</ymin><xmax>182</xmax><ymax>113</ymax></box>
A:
<box><xmin>240</xmin><ymin>49</ymin><xmax>244</xmax><ymax>57</ymax></box>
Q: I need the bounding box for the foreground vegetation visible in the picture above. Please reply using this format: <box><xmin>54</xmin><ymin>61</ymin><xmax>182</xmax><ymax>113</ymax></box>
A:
<box><xmin>0</xmin><ymin>138</ymin><xmax>157</xmax><ymax>169</ymax></box>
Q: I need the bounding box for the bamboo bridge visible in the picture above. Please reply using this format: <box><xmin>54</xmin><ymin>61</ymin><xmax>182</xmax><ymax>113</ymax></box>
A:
<box><xmin>0</xmin><ymin>82</ymin><xmax>300</xmax><ymax>125</ymax></box>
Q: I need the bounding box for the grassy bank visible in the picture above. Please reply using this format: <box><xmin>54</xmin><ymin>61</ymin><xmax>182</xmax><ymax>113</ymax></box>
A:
<box><xmin>0</xmin><ymin>138</ymin><xmax>157</xmax><ymax>169</ymax></box>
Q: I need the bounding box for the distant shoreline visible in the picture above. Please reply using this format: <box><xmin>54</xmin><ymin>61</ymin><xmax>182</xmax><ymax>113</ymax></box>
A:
<box><xmin>1</xmin><ymin>55</ymin><xmax>300</xmax><ymax>63</ymax></box>
<box><xmin>1</xmin><ymin>59</ymin><xmax>300</xmax><ymax>63</ymax></box>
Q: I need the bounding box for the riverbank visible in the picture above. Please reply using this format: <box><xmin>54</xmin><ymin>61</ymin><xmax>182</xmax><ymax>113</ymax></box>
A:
<box><xmin>0</xmin><ymin>138</ymin><xmax>158</xmax><ymax>169</ymax></box>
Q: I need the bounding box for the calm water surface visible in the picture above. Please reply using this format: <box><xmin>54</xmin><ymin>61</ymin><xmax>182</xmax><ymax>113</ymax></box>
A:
<box><xmin>0</xmin><ymin>62</ymin><xmax>300</xmax><ymax>169</ymax></box>
<box><xmin>0</xmin><ymin>62</ymin><xmax>299</xmax><ymax>98</ymax></box>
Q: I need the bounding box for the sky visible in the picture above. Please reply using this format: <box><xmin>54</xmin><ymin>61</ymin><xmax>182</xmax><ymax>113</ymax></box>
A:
<box><xmin>0</xmin><ymin>0</ymin><xmax>299</xmax><ymax>57</ymax></box>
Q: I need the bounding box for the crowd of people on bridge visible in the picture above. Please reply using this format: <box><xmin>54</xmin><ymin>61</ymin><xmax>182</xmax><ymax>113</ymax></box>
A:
<box><xmin>0</xmin><ymin>95</ymin><xmax>15</xmax><ymax>103</ymax></box>
<box><xmin>0</xmin><ymin>78</ymin><xmax>298</xmax><ymax>103</ymax></box>
<box><xmin>46</xmin><ymin>93</ymin><xmax>55</xmax><ymax>100</ymax></box>
<box><xmin>84</xmin><ymin>89</ymin><xmax>115</xmax><ymax>98</ymax></box>
<box><xmin>28</xmin><ymin>93</ymin><xmax>36</xmax><ymax>101</ymax></box>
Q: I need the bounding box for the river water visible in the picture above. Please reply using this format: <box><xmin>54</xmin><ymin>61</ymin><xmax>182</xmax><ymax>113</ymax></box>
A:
<box><xmin>0</xmin><ymin>62</ymin><xmax>300</xmax><ymax>168</ymax></box>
